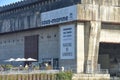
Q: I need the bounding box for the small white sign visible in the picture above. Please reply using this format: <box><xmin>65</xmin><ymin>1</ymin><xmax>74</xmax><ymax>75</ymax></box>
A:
<box><xmin>60</xmin><ymin>24</ymin><xmax>75</xmax><ymax>59</ymax></box>
<box><xmin>41</xmin><ymin>5</ymin><xmax>77</xmax><ymax>26</ymax></box>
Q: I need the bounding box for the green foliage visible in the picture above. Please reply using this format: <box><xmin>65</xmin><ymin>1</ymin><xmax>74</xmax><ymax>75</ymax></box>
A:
<box><xmin>2</xmin><ymin>64</ymin><xmax>13</xmax><ymax>70</ymax></box>
<box><xmin>33</xmin><ymin>65</ymin><xmax>39</xmax><ymax>70</ymax></box>
<box><xmin>6</xmin><ymin>64</ymin><xmax>13</xmax><ymax>69</ymax></box>
<box><xmin>56</xmin><ymin>71</ymin><xmax>73</xmax><ymax>80</ymax></box>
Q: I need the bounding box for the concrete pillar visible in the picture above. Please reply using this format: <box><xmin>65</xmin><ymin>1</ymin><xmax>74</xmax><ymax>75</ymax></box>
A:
<box><xmin>76</xmin><ymin>23</ymin><xmax>85</xmax><ymax>73</ymax></box>
<box><xmin>84</xmin><ymin>22</ymin><xmax>91</xmax><ymax>72</ymax></box>
<box><xmin>86</xmin><ymin>21</ymin><xmax>101</xmax><ymax>73</ymax></box>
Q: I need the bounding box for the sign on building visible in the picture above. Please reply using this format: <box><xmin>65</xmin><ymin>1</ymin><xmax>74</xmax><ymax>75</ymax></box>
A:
<box><xmin>60</xmin><ymin>24</ymin><xmax>75</xmax><ymax>59</ymax></box>
<box><xmin>41</xmin><ymin>5</ymin><xmax>77</xmax><ymax>26</ymax></box>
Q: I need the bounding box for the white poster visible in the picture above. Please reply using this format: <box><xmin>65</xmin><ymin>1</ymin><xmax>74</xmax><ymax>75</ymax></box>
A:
<box><xmin>60</xmin><ymin>24</ymin><xmax>75</xmax><ymax>59</ymax></box>
<box><xmin>41</xmin><ymin>5</ymin><xmax>77</xmax><ymax>26</ymax></box>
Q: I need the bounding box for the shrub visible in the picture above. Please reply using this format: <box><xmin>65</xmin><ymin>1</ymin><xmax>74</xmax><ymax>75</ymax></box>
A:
<box><xmin>56</xmin><ymin>71</ymin><xmax>73</xmax><ymax>80</ymax></box>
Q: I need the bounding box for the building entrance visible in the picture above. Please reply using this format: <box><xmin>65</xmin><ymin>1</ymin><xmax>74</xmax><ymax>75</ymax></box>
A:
<box><xmin>24</xmin><ymin>35</ymin><xmax>39</xmax><ymax>65</ymax></box>
<box><xmin>98</xmin><ymin>42</ymin><xmax>120</xmax><ymax>75</ymax></box>
<box><xmin>41</xmin><ymin>58</ymin><xmax>59</xmax><ymax>70</ymax></box>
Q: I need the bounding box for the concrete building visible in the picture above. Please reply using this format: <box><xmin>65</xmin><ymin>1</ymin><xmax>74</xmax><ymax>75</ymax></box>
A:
<box><xmin>0</xmin><ymin>0</ymin><xmax>120</xmax><ymax>75</ymax></box>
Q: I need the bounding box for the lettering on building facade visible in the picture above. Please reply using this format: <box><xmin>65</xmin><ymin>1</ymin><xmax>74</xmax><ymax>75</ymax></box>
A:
<box><xmin>60</xmin><ymin>24</ymin><xmax>75</xmax><ymax>59</ymax></box>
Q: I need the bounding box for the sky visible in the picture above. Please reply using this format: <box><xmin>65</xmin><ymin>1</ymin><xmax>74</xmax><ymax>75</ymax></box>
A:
<box><xmin>0</xmin><ymin>0</ymin><xmax>22</xmax><ymax>6</ymax></box>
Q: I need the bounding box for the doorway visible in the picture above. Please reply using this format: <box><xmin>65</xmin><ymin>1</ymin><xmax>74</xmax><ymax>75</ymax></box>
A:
<box><xmin>24</xmin><ymin>35</ymin><xmax>39</xmax><ymax>65</ymax></box>
<box><xmin>98</xmin><ymin>42</ymin><xmax>120</xmax><ymax>75</ymax></box>
<box><xmin>53</xmin><ymin>58</ymin><xmax>59</xmax><ymax>69</ymax></box>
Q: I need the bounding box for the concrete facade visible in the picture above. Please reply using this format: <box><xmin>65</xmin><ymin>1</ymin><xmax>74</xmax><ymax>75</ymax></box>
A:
<box><xmin>0</xmin><ymin>0</ymin><xmax>119</xmax><ymax>75</ymax></box>
<box><xmin>0</xmin><ymin>26</ymin><xmax>59</xmax><ymax>63</ymax></box>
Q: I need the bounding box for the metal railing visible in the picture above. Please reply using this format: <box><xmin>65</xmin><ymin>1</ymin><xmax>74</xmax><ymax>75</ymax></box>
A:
<box><xmin>0</xmin><ymin>69</ymin><xmax>60</xmax><ymax>75</ymax></box>
<box><xmin>63</xmin><ymin>65</ymin><xmax>109</xmax><ymax>74</ymax></box>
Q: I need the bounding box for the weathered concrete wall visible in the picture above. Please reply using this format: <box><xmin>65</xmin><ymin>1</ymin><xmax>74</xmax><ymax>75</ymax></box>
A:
<box><xmin>0</xmin><ymin>26</ymin><xmax>60</xmax><ymax>65</ymax></box>
<box><xmin>100</xmin><ymin>24</ymin><xmax>120</xmax><ymax>43</ymax></box>
<box><xmin>0</xmin><ymin>24</ymin><xmax>77</xmax><ymax>69</ymax></box>
<box><xmin>0</xmin><ymin>0</ymin><xmax>120</xmax><ymax>33</ymax></box>
<box><xmin>38</xmin><ymin>26</ymin><xmax>59</xmax><ymax>60</ymax></box>
<box><xmin>78</xmin><ymin>4</ymin><xmax>120</xmax><ymax>23</ymax></box>
<box><xmin>81</xmin><ymin>0</ymin><xmax>120</xmax><ymax>6</ymax></box>
<box><xmin>0</xmin><ymin>33</ymin><xmax>24</xmax><ymax>64</ymax></box>
<box><xmin>77</xmin><ymin>4</ymin><xmax>99</xmax><ymax>21</ymax></box>
<box><xmin>0</xmin><ymin>0</ymin><xmax>119</xmax><ymax>75</ymax></box>
<box><xmin>76</xmin><ymin>23</ymin><xmax>85</xmax><ymax>73</ymax></box>
<box><xmin>0</xmin><ymin>0</ymin><xmax>80</xmax><ymax>33</ymax></box>
<box><xmin>86</xmin><ymin>21</ymin><xmax>101</xmax><ymax>73</ymax></box>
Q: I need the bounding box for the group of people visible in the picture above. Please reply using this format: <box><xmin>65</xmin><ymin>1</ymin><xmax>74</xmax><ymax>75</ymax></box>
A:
<box><xmin>0</xmin><ymin>64</ymin><xmax>65</xmax><ymax>73</ymax></box>
<box><xmin>19</xmin><ymin>64</ymin><xmax>36</xmax><ymax>70</ymax></box>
